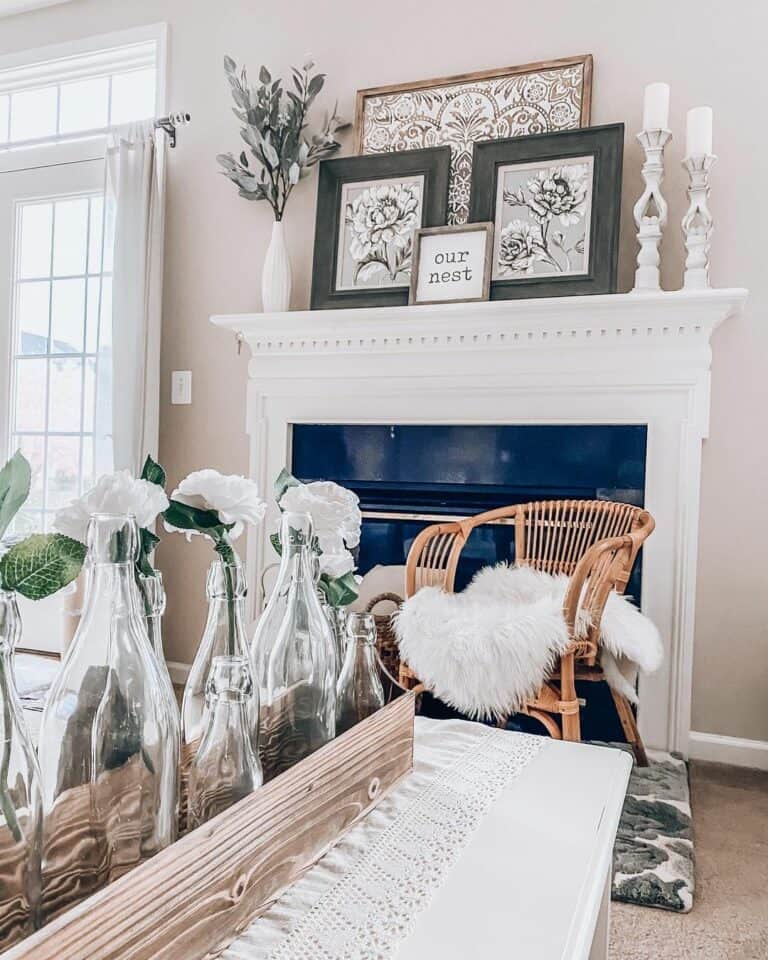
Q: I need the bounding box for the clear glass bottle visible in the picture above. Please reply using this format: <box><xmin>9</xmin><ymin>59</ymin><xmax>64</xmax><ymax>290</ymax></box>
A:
<box><xmin>261</xmin><ymin>512</ymin><xmax>336</xmax><ymax>778</ymax></box>
<box><xmin>0</xmin><ymin>590</ymin><xmax>42</xmax><ymax>949</ymax></box>
<box><xmin>38</xmin><ymin>514</ymin><xmax>179</xmax><ymax>918</ymax></box>
<box><xmin>182</xmin><ymin>560</ymin><xmax>255</xmax><ymax>754</ymax></box>
<box><xmin>188</xmin><ymin>655</ymin><xmax>262</xmax><ymax>830</ymax></box>
<box><xmin>335</xmin><ymin>613</ymin><xmax>385</xmax><ymax>735</ymax></box>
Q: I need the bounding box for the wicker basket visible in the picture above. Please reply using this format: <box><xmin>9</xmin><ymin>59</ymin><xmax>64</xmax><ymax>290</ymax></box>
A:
<box><xmin>365</xmin><ymin>592</ymin><xmax>403</xmax><ymax>694</ymax></box>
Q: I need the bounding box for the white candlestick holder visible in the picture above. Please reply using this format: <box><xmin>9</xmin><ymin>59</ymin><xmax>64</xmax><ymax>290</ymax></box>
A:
<box><xmin>681</xmin><ymin>154</ymin><xmax>716</xmax><ymax>289</ymax></box>
<box><xmin>632</xmin><ymin>129</ymin><xmax>672</xmax><ymax>292</ymax></box>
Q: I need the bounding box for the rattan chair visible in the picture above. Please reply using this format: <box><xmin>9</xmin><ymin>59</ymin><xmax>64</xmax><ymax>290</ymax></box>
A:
<box><xmin>399</xmin><ymin>500</ymin><xmax>656</xmax><ymax>765</ymax></box>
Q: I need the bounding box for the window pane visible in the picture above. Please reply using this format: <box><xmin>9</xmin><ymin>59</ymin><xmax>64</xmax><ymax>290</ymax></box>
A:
<box><xmin>14</xmin><ymin>358</ymin><xmax>47</xmax><ymax>431</ymax></box>
<box><xmin>15</xmin><ymin>435</ymin><xmax>44</xmax><ymax>508</ymax></box>
<box><xmin>88</xmin><ymin>196</ymin><xmax>104</xmax><ymax>273</ymax></box>
<box><xmin>46</xmin><ymin>436</ymin><xmax>80</xmax><ymax>509</ymax></box>
<box><xmin>48</xmin><ymin>357</ymin><xmax>83</xmax><ymax>432</ymax></box>
<box><xmin>52</xmin><ymin>197</ymin><xmax>88</xmax><ymax>276</ymax></box>
<box><xmin>16</xmin><ymin>281</ymin><xmax>50</xmax><ymax>354</ymax></box>
<box><xmin>59</xmin><ymin>76</ymin><xmax>109</xmax><ymax>134</ymax></box>
<box><xmin>83</xmin><ymin>358</ymin><xmax>96</xmax><ymax>432</ymax></box>
<box><xmin>0</xmin><ymin>95</ymin><xmax>9</xmax><ymax>143</ymax></box>
<box><xmin>9</xmin><ymin>86</ymin><xmax>58</xmax><ymax>142</ymax></box>
<box><xmin>18</xmin><ymin>203</ymin><xmax>52</xmax><ymax>279</ymax></box>
<box><xmin>110</xmin><ymin>67</ymin><xmax>156</xmax><ymax>124</ymax></box>
<box><xmin>85</xmin><ymin>276</ymin><xmax>102</xmax><ymax>353</ymax></box>
<box><xmin>12</xmin><ymin>510</ymin><xmax>43</xmax><ymax>535</ymax></box>
<box><xmin>81</xmin><ymin>435</ymin><xmax>94</xmax><ymax>493</ymax></box>
<box><xmin>50</xmin><ymin>278</ymin><xmax>85</xmax><ymax>353</ymax></box>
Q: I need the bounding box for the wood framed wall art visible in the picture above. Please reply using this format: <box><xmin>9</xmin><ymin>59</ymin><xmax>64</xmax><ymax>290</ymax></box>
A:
<box><xmin>310</xmin><ymin>147</ymin><xmax>451</xmax><ymax>310</ymax></box>
<box><xmin>469</xmin><ymin>123</ymin><xmax>624</xmax><ymax>300</ymax></box>
<box><xmin>355</xmin><ymin>56</ymin><xmax>593</xmax><ymax>225</ymax></box>
<box><xmin>409</xmin><ymin>223</ymin><xmax>493</xmax><ymax>305</ymax></box>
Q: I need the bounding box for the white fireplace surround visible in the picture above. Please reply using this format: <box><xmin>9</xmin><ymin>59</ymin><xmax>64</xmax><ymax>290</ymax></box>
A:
<box><xmin>212</xmin><ymin>287</ymin><xmax>747</xmax><ymax>755</ymax></box>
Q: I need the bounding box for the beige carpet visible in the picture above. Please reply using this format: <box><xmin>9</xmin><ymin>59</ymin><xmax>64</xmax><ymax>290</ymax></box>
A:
<box><xmin>610</xmin><ymin>760</ymin><xmax>768</xmax><ymax>959</ymax></box>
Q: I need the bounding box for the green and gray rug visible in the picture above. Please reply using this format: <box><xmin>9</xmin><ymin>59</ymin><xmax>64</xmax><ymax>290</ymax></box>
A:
<box><xmin>609</xmin><ymin>747</ymin><xmax>694</xmax><ymax>913</ymax></box>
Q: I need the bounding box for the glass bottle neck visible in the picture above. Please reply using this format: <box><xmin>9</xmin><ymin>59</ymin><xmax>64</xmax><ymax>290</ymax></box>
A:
<box><xmin>0</xmin><ymin>589</ymin><xmax>21</xmax><ymax>661</ymax></box>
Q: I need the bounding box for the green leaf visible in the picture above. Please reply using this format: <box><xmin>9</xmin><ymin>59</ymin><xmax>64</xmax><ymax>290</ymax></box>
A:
<box><xmin>136</xmin><ymin>527</ymin><xmax>160</xmax><ymax>578</ymax></box>
<box><xmin>273</xmin><ymin>467</ymin><xmax>300</xmax><ymax>504</ymax></box>
<box><xmin>0</xmin><ymin>534</ymin><xmax>85</xmax><ymax>600</ymax></box>
<box><xmin>320</xmin><ymin>570</ymin><xmax>358</xmax><ymax>608</ymax></box>
<box><xmin>163</xmin><ymin>499</ymin><xmax>232</xmax><ymax>539</ymax></box>
<box><xmin>140</xmin><ymin>455</ymin><xmax>166</xmax><ymax>489</ymax></box>
<box><xmin>0</xmin><ymin>451</ymin><xmax>31</xmax><ymax>541</ymax></box>
<box><xmin>270</xmin><ymin>531</ymin><xmax>282</xmax><ymax>556</ymax></box>
<box><xmin>259</xmin><ymin>65</ymin><xmax>271</xmax><ymax>85</ymax></box>
<box><xmin>224</xmin><ymin>55</ymin><xmax>237</xmax><ymax>75</ymax></box>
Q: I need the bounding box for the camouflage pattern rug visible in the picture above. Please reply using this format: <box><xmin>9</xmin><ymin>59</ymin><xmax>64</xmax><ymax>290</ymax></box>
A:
<box><xmin>607</xmin><ymin>745</ymin><xmax>694</xmax><ymax>912</ymax></box>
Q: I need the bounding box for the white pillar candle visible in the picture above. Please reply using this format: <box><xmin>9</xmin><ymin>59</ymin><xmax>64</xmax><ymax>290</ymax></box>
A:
<box><xmin>686</xmin><ymin>106</ymin><xmax>713</xmax><ymax>156</ymax></box>
<box><xmin>642</xmin><ymin>82</ymin><xmax>670</xmax><ymax>130</ymax></box>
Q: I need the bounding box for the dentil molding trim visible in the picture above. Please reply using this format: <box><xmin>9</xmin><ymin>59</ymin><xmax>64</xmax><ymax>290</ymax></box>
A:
<box><xmin>212</xmin><ymin>288</ymin><xmax>747</xmax><ymax>359</ymax></box>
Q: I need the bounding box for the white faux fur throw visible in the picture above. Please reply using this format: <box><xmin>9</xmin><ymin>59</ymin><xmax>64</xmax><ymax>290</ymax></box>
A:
<box><xmin>394</xmin><ymin>564</ymin><xmax>663</xmax><ymax>721</ymax></box>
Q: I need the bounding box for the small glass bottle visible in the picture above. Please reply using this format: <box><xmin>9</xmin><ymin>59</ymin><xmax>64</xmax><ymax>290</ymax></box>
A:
<box><xmin>335</xmin><ymin>613</ymin><xmax>385</xmax><ymax>735</ymax></box>
<box><xmin>261</xmin><ymin>512</ymin><xmax>336</xmax><ymax>778</ymax></box>
<box><xmin>0</xmin><ymin>590</ymin><xmax>42</xmax><ymax>950</ymax></box>
<box><xmin>188</xmin><ymin>656</ymin><xmax>262</xmax><ymax>829</ymax></box>
<box><xmin>38</xmin><ymin>514</ymin><xmax>179</xmax><ymax>918</ymax></box>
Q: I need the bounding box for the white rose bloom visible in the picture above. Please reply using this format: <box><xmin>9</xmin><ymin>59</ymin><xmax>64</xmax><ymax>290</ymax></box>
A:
<box><xmin>318</xmin><ymin>549</ymin><xmax>355</xmax><ymax>579</ymax></box>
<box><xmin>279</xmin><ymin>480</ymin><xmax>361</xmax><ymax>550</ymax></box>
<box><xmin>169</xmin><ymin>469</ymin><xmax>267</xmax><ymax>539</ymax></box>
<box><xmin>53</xmin><ymin>470</ymin><xmax>169</xmax><ymax>543</ymax></box>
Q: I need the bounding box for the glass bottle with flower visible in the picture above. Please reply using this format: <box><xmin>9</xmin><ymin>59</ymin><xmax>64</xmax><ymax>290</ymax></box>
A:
<box><xmin>251</xmin><ymin>469</ymin><xmax>361</xmax><ymax>701</ymax></box>
<box><xmin>32</xmin><ymin>464</ymin><xmax>179</xmax><ymax>916</ymax></box>
<box><xmin>216</xmin><ymin>56</ymin><xmax>349</xmax><ymax>312</ymax></box>
<box><xmin>163</xmin><ymin>469</ymin><xmax>267</xmax><ymax>826</ymax></box>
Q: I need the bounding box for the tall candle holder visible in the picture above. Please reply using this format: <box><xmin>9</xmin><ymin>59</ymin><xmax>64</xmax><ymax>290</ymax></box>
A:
<box><xmin>632</xmin><ymin>129</ymin><xmax>672</xmax><ymax>292</ymax></box>
<box><xmin>681</xmin><ymin>154</ymin><xmax>716</xmax><ymax>289</ymax></box>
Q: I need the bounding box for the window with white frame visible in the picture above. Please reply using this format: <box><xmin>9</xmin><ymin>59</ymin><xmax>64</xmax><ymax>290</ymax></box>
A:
<box><xmin>10</xmin><ymin>192</ymin><xmax>113</xmax><ymax>532</ymax></box>
<box><xmin>0</xmin><ymin>39</ymin><xmax>158</xmax><ymax>150</ymax></box>
<box><xmin>0</xmin><ymin>28</ymin><xmax>163</xmax><ymax>537</ymax></box>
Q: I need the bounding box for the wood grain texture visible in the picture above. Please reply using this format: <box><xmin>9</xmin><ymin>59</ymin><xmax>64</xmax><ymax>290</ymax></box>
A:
<box><xmin>4</xmin><ymin>693</ymin><xmax>415</xmax><ymax>960</ymax></box>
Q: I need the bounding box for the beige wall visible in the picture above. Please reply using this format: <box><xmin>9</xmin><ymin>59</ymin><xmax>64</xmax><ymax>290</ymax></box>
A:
<box><xmin>2</xmin><ymin>0</ymin><xmax>766</xmax><ymax>742</ymax></box>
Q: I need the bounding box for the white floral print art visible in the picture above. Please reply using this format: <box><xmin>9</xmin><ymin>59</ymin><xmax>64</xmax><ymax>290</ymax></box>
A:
<box><xmin>493</xmin><ymin>156</ymin><xmax>594</xmax><ymax>281</ymax></box>
<box><xmin>335</xmin><ymin>175</ymin><xmax>425</xmax><ymax>290</ymax></box>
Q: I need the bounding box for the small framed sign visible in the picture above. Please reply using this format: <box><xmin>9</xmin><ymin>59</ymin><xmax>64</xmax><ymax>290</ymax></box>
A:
<box><xmin>409</xmin><ymin>222</ymin><xmax>493</xmax><ymax>305</ymax></box>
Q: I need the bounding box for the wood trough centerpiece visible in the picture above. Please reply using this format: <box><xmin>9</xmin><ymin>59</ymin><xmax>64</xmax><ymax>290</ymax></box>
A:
<box><xmin>4</xmin><ymin>691</ymin><xmax>415</xmax><ymax>960</ymax></box>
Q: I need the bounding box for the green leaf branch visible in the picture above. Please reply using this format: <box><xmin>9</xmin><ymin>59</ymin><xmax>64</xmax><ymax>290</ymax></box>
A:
<box><xmin>216</xmin><ymin>56</ymin><xmax>349</xmax><ymax>220</ymax></box>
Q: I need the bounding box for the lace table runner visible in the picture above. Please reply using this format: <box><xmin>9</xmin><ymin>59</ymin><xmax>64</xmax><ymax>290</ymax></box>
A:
<box><xmin>224</xmin><ymin>718</ymin><xmax>544</xmax><ymax>960</ymax></box>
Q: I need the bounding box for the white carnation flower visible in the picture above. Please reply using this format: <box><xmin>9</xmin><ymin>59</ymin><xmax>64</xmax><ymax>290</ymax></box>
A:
<box><xmin>53</xmin><ymin>470</ymin><xmax>169</xmax><ymax>543</ymax></box>
<box><xmin>318</xmin><ymin>549</ymin><xmax>355</xmax><ymax>579</ymax></box>
<box><xmin>168</xmin><ymin>469</ymin><xmax>267</xmax><ymax>540</ymax></box>
<box><xmin>279</xmin><ymin>480</ymin><xmax>361</xmax><ymax>550</ymax></box>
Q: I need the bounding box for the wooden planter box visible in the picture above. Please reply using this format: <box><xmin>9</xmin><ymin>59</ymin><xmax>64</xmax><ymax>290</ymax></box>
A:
<box><xmin>5</xmin><ymin>692</ymin><xmax>415</xmax><ymax>960</ymax></box>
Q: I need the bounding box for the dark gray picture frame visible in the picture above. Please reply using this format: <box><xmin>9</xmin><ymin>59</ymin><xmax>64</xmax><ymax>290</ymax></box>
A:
<box><xmin>469</xmin><ymin>123</ymin><xmax>624</xmax><ymax>300</ymax></box>
<box><xmin>310</xmin><ymin>146</ymin><xmax>451</xmax><ymax>310</ymax></box>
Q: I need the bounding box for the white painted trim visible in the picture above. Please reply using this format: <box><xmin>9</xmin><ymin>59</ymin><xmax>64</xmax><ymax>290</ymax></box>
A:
<box><xmin>167</xmin><ymin>660</ymin><xmax>191</xmax><ymax>686</ymax></box>
<box><xmin>0</xmin><ymin>22</ymin><xmax>166</xmax><ymax>75</ymax></box>
<box><xmin>0</xmin><ymin>0</ymin><xmax>73</xmax><ymax>19</ymax></box>
<box><xmin>689</xmin><ymin>730</ymin><xmax>768</xmax><ymax>770</ymax></box>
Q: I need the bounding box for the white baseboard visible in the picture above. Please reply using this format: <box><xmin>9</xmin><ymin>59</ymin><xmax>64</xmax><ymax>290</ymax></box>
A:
<box><xmin>167</xmin><ymin>660</ymin><xmax>191</xmax><ymax>686</ymax></box>
<box><xmin>688</xmin><ymin>730</ymin><xmax>768</xmax><ymax>770</ymax></box>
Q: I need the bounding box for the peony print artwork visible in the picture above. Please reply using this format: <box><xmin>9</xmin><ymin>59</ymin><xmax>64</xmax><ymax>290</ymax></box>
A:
<box><xmin>492</xmin><ymin>155</ymin><xmax>595</xmax><ymax>281</ymax></box>
<box><xmin>335</xmin><ymin>175</ymin><xmax>425</xmax><ymax>290</ymax></box>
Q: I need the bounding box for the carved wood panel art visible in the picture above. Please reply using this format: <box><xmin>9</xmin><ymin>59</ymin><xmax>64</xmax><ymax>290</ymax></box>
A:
<box><xmin>355</xmin><ymin>56</ymin><xmax>592</xmax><ymax>224</ymax></box>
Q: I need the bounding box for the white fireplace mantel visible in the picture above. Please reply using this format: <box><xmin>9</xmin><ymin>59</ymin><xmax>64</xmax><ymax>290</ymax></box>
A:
<box><xmin>212</xmin><ymin>288</ymin><xmax>748</xmax><ymax>754</ymax></box>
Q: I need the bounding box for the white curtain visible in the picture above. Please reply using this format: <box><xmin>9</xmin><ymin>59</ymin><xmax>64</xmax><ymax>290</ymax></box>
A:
<box><xmin>97</xmin><ymin>119</ymin><xmax>166</xmax><ymax>476</ymax></box>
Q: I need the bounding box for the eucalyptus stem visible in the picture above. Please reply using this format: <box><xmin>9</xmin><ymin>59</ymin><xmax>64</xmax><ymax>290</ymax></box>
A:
<box><xmin>214</xmin><ymin>537</ymin><xmax>238</xmax><ymax>657</ymax></box>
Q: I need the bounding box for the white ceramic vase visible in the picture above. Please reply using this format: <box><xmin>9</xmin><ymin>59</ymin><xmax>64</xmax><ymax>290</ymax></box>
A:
<box><xmin>261</xmin><ymin>219</ymin><xmax>292</xmax><ymax>312</ymax></box>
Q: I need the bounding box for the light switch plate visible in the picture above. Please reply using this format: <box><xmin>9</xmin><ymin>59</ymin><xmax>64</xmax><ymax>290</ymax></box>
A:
<box><xmin>171</xmin><ymin>370</ymin><xmax>192</xmax><ymax>405</ymax></box>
